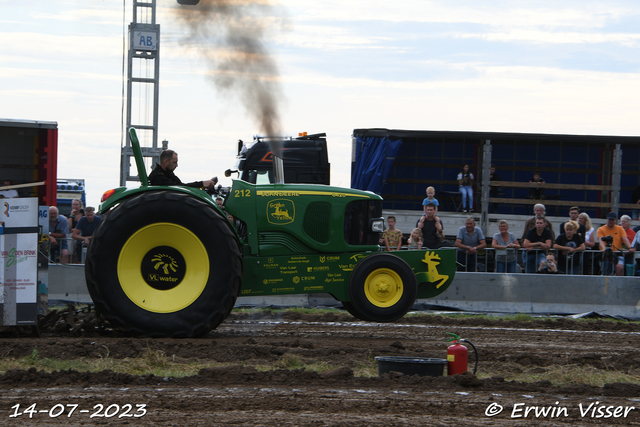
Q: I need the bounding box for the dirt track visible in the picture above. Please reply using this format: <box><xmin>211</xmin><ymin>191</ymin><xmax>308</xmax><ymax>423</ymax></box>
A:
<box><xmin>2</xmin><ymin>310</ymin><xmax>640</xmax><ymax>426</ymax></box>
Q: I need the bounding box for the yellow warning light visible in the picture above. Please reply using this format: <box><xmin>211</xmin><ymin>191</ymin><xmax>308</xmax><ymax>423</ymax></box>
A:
<box><xmin>298</xmin><ymin>132</ymin><xmax>308</xmax><ymax>137</ymax></box>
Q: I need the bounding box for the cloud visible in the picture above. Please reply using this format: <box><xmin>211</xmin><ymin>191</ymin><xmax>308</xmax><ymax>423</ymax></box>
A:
<box><xmin>281</xmin><ymin>0</ymin><xmax>633</xmax><ymax>28</ymax></box>
<box><xmin>0</xmin><ymin>32</ymin><xmax>123</xmax><ymax>59</ymax></box>
<box><xmin>459</xmin><ymin>29</ymin><xmax>640</xmax><ymax>46</ymax></box>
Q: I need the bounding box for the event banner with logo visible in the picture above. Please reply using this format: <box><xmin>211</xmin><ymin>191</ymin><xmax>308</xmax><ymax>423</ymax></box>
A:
<box><xmin>1</xmin><ymin>197</ymin><xmax>39</xmax><ymax>233</ymax></box>
<box><xmin>0</xmin><ymin>198</ymin><xmax>39</xmax><ymax>325</ymax></box>
<box><xmin>1</xmin><ymin>234</ymin><xmax>38</xmax><ymax>325</ymax></box>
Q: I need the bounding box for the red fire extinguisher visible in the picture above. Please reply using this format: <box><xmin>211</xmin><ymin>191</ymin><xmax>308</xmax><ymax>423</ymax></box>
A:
<box><xmin>446</xmin><ymin>333</ymin><xmax>478</xmax><ymax>375</ymax></box>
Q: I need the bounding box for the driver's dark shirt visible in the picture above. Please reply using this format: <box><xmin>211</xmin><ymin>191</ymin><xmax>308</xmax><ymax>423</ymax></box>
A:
<box><xmin>148</xmin><ymin>164</ymin><xmax>203</xmax><ymax>188</ymax></box>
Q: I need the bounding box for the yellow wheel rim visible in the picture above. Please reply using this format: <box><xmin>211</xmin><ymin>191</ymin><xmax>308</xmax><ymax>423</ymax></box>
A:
<box><xmin>364</xmin><ymin>268</ymin><xmax>403</xmax><ymax>308</ymax></box>
<box><xmin>118</xmin><ymin>223</ymin><xmax>209</xmax><ymax>313</ymax></box>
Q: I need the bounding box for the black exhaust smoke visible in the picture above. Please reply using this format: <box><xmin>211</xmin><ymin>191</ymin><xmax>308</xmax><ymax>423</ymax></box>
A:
<box><xmin>173</xmin><ymin>0</ymin><xmax>286</xmax><ymax>157</ymax></box>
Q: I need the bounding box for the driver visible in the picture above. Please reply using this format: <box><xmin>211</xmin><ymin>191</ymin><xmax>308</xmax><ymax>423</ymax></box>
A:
<box><xmin>597</xmin><ymin>212</ymin><xmax>634</xmax><ymax>276</ymax></box>
<box><xmin>149</xmin><ymin>149</ymin><xmax>215</xmax><ymax>189</ymax></box>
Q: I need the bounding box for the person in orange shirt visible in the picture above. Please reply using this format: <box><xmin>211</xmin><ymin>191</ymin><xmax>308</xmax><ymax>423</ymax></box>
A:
<box><xmin>597</xmin><ymin>212</ymin><xmax>635</xmax><ymax>276</ymax></box>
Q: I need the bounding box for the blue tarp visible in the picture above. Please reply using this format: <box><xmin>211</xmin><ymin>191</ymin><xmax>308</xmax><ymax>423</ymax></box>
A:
<box><xmin>351</xmin><ymin>135</ymin><xmax>402</xmax><ymax>194</ymax></box>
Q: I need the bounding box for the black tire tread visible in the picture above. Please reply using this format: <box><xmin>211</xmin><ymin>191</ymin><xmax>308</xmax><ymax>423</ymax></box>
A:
<box><xmin>85</xmin><ymin>191</ymin><xmax>242</xmax><ymax>337</ymax></box>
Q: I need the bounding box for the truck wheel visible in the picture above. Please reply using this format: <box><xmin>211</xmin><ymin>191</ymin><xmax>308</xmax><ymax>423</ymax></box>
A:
<box><xmin>348</xmin><ymin>253</ymin><xmax>417</xmax><ymax>323</ymax></box>
<box><xmin>85</xmin><ymin>191</ymin><xmax>242</xmax><ymax>337</ymax></box>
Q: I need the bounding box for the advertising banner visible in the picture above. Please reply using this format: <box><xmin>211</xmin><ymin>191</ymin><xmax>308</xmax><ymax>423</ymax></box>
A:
<box><xmin>1</xmin><ymin>234</ymin><xmax>38</xmax><ymax>325</ymax></box>
<box><xmin>1</xmin><ymin>197</ymin><xmax>38</xmax><ymax>232</ymax></box>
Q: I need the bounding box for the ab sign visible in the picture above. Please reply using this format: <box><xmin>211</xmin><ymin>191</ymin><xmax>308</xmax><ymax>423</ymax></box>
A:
<box><xmin>133</xmin><ymin>30</ymin><xmax>158</xmax><ymax>51</ymax></box>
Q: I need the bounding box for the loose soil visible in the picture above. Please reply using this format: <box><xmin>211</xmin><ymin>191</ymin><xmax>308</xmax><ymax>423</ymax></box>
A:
<box><xmin>2</xmin><ymin>309</ymin><xmax>640</xmax><ymax>426</ymax></box>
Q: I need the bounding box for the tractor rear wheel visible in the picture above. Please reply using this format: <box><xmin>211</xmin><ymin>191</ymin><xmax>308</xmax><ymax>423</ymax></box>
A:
<box><xmin>341</xmin><ymin>301</ymin><xmax>374</xmax><ymax>322</ymax></box>
<box><xmin>85</xmin><ymin>191</ymin><xmax>241</xmax><ymax>337</ymax></box>
<box><xmin>347</xmin><ymin>253</ymin><xmax>417</xmax><ymax>323</ymax></box>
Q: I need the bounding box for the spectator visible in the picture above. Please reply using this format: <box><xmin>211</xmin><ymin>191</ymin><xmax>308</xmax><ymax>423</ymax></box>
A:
<box><xmin>537</xmin><ymin>253</ymin><xmax>563</xmax><ymax>274</ymax></box>
<box><xmin>597</xmin><ymin>212</ymin><xmax>634</xmax><ymax>276</ymax></box>
<box><xmin>0</xmin><ymin>179</ymin><xmax>19</xmax><ymax>199</ymax></box>
<box><xmin>631</xmin><ymin>185</ymin><xmax>640</xmax><ymax>220</ymax></box>
<box><xmin>457</xmin><ymin>163</ymin><xmax>474</xmax><ymax>213</ymax></box>
<box><xmin>489</xmin><ymin>165</ymin><xmax>503</xmax><ymax>213</ymax></box>
<box><xmin>560</xmin><ymin>206</ymin><xmax>586</xmax><ymax>241</ymax></box>
<box><xmin>226</xmin><ymin>212</ymin><xmax>239</xmax><ymax>233</ymax></box>
<box><xmin>579</xmin><ymin>212</ymin><xmax>598</xmax><ymax>274</ymax></box>
<box><xmin>455</xmin><ymin>217</ymin><xmax>487</xmax><ymax>272</ymax></box>
<box><xmin>417</xmin><ymin>203</ymin><xmax>444</xmax><ymax>249</ymax></box>
<box><xmin>521</xmin><ymin>203</ymin><xmax>555</xmax><ymax>268</ymax></box>
<box><xmin>491</xmin><ymin>219</ymin><xmax>520</xmax><ymax>273</ymax></box>
<box><xmin>529</xmin><ymin>171</ymin><xmax>545</xmax><ymax>199</ymax></box>
<box><xmin>578</xmin><ymin>212</ymin><xmax>596</xmax><ymax>249</ymax></box>
<box><xmin>523</xmin><ymin>217</ymin><xmax>553</xmax><ymax>273</ymax></box>
<box><xmin>48</xmin><ymin>206</ymin><xmax>70</xmax><ymax>264</ymax></box>
<box><xmin>149</xmin><ymin>149</ymin><xmax>215</xmax><ymax>189</ymax></box>
<box><xmin>621</xmin><ymin>215</ymin><xmax>636</xmax><ymax>267</ymax></box>
<box><xmin>72</xmin><ymin>207</ymin><xmax>103</xmax><ymax>262</ymax></box>
<box><xmin>67</xmin><ymin>198</ymin><xmax>85</xmax><ymax>263</ymax></box>
<box><xmin>553</xmin><ymin>220</ymin><xmax>585</xmax><ymax>275</ymax></box>
<box><xmin>621</xmin><ymin>215</ymin><xmax>635</xmax><ymax>242</ymax></box>
<box><xmin>630</xmin><ymin>228</ymin><xmax>640</xmax><ymax>275</ymax></box>
<box><xmin>215</xmin><ymin>197</ymin><xmax>224</xmax><ymax>209</ymax></box>
<box><xmin>407</xmin><ymin>228</ymin><xmax>423</xmax><ymax>250</ymax></box>
<box><xmin>382</xmin><ymin>216</ymin><xmax>402</xmax><ymax>251</ymax></box>
<box><xmin>521</xmin><ymin>203</ymin><xmax>555</xmax><ymax>242</ymax></box>
<box><xmin>422</xmin><ymin>186</ymin><xmax>439</xmax><ymax>214</ymax></box>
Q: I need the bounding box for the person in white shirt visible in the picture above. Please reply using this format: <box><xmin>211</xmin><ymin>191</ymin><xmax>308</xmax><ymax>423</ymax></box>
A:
<box><xmin>0</xmin><ymin>180</ymin><xmax>19</xmax><ymax>198</ymax></box>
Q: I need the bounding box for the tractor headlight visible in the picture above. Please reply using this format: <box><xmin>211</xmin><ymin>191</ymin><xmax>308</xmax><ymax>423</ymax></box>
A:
<box><xmin>370</xmin><ymin>218</ymin><xmax>385</xmax><ymax>233</ymax></box>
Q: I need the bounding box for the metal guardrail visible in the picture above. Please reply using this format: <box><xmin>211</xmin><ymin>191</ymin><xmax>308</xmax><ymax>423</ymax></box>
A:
<box><xmin>452</xmin><ymin>247</ymin><xmax>638</xmax><ymax>276</ymax></box>
<box><xmin>47</xmin><ymin>237</ymin><xmax>87</xmax><ymax>265</ymax></box>
<box><xmin>385</xmin><ymin>246</ymin><xmax>639</xmax><ymax>276</ymax></box>
<box><xmin>53</xmin><ymin>236</ymin><xmax>639</xmax><ymax>275</ymax></box>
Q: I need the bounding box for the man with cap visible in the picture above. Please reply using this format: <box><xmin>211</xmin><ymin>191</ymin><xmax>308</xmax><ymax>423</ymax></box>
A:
<box><xmin>597</xmin><ymin>212</ymin><xmax>635</xmax><ymax>276</ymax></box>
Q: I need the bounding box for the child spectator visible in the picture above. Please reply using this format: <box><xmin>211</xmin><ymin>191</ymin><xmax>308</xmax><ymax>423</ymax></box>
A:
<box><xmin>422</xmin><ymin>186</ymin><xmax>439</xmax><ymax>214</ymax></box>
<box><xmin>407</xmin><ymin>228</ymin><xmax>423</xmax><ymax>250</ymax></box>
<box><xmin>382</xmin><ymin>216</ymin><xmax>403</xmax><ymax>251</ymax></box>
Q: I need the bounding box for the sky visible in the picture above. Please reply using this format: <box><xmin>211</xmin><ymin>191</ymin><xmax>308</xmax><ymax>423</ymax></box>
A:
<box><xmin>1</xmin><ymin>0</ymin><xmax>639</xmax><ymax>207</ymax></box>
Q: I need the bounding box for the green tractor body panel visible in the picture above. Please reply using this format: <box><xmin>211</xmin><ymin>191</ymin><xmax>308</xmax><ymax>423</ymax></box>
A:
<box><xmin>239</xmin><ymin>249</ymin><xmax>455</xmax><ymax>301</ymax></box>
<box><xmin>220</xmin><ymin>178</ymin><xmax>456</xmax><ymax>301</ymax></box>
<box><xmin>224</xmin><ymin>179</ymin><xmax>382</xmax><ymax>256</ymax></box>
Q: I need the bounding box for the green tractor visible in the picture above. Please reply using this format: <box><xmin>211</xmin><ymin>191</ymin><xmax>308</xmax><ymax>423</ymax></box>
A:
<box><xmin>85</xmin><ymin>129</ymin><xmax>456</xmax><ymax>337</ymax></box>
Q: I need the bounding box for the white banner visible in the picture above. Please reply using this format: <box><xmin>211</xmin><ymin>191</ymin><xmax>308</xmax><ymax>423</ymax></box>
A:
<box><xmin>0</xmin><ymin>197</ymin><xmax>38</xmax><ymax>228</ymax></box>
<box><xmin>1</xmin><ymin>234</ymin><xmax>38</xmax><ymax>324</ymax></box>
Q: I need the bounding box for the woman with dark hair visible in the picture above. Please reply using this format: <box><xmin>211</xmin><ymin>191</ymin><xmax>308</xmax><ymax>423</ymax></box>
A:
<box><xmin>457</xmin><ymin>163</ymin><xmax>474</xmax><ymax>212</ymax></box>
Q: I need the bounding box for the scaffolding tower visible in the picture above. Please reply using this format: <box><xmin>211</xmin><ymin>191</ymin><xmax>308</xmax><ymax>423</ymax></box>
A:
<box><xmin>120</xmin><ymin>0</ymin><xmax>165</xmax><ymax>186</ymax></box>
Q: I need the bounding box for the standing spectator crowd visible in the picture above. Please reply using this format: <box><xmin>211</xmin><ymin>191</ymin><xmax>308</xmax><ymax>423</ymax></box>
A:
<box><xmin>381</xmin><ymin>190</ymin><xmax>640</xmax><ymax>276</ymax></box>
<box><xmin>48</xmin><ymin>199</ymin><xmax>102</xmax><ymax>264</ymax></box>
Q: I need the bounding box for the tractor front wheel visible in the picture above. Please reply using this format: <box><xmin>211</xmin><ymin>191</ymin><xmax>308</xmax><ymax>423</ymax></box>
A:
<box><xmin>347</xmin><ymin>253</ymin><xmax>417</xmax><ymax>323</ymax></box>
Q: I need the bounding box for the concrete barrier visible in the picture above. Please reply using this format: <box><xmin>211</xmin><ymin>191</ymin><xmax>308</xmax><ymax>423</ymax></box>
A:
<box><xmin>48</xmin><ymin>264</ymin><xmax>91</xmax><ymax>304</ymax></box>
<box><xmin>431</xmin><ymin>272</ymin><xmax>640</xmax><ymax>319</ymax></box>
<box><xmin>48</xmin><ymin>265</ymin><xmax>640</xmax><ymax>319</ymax></box>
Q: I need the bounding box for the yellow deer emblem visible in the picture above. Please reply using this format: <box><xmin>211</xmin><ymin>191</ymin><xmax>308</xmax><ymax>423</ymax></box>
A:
<box><xmin>271</xmin><ymin>203</ymin><xmax>293</xmax><ymax>221</ymax></box>
<box><xmin>421</xmin><ymin>251</ymin><xmax>449</xmax><ymax>288</ymax></box>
